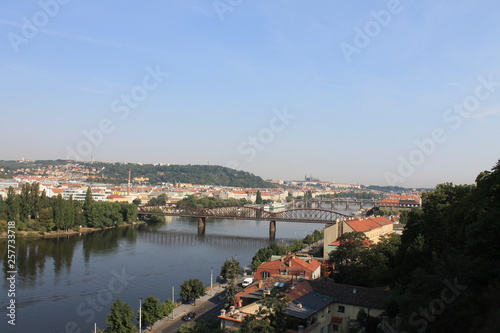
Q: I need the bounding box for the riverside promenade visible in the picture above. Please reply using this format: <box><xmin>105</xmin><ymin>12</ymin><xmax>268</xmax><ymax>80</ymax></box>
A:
<box><xmin>144</xmin><ymin>283</ymin><xmax>227</xmax><ymax>333</ymax></box>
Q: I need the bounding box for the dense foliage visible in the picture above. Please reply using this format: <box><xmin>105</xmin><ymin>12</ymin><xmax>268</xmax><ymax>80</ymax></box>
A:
<box><xmin>220</xmin><ymin>257</ymin><xmax>242</xmax><ymax>282</ymax></box>
<box><xmin>178</xmin><ymin>320</ymin><xmax>227</xmax><ymax>333</ymax></box>
<box><xmin>329</xmin><ymin>232</ymin><xmax>401</xmax><ymax>287</ymax></box>
<box><xmin>177</xmin><ymin>196</ymin><xmax>252</xmax><ymax>209</ymax></box>
<box><xmin>105</xmin><ymin>298</ymin><xmax>136</xmax><ymax>333</ymax></box>
<box><xmin>239</xmin><ymin>287</ymin><xmax>290</xmax><ymax>333</ymax></box>
<box><xmin>0</xmin><ymin>184</ymin><xmax>138</xmax><ymax>233</ymax></box>
<box><xmin>180</xmin><ymin>278</ymin><xmax>206</xmax><ymax>305</ymax></box>
<box><xmin>250</xmin><ymin>230</ymin><xmax>323</xmax><ymax>270</ymax></box>
<box><xmin>386</xmin><ymin>161</ymin><xmax>500</xmax><ymax>332</ymax></box>
<box><xmin>139</xmin><ymin>296</ymin><xmax>175</xmax><ymax>326</ymax></box>
<box><xmin>330</xmin><ymin>160</ymin><xmax>500</xmax><ymax>332</ymax></box>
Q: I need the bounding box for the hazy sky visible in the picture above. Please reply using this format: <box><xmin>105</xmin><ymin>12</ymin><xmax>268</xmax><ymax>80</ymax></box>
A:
<box><xmin>1</xmin><ymin>0</ymin><xmax>499</xmax><ymax>187</ymax></box>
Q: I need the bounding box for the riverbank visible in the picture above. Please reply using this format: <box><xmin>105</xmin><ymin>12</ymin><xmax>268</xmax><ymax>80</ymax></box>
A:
<box><xmin>0</xmin><ymin>220</ymin><xmax>145</xmax><ymax>239</ymax></box>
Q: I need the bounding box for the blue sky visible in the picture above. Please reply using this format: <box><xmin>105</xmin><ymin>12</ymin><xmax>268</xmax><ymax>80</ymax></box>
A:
<box><xmin>1</xmin><ymin>0</ymin><xmax>499</xmax><ymax>187</ymax></box>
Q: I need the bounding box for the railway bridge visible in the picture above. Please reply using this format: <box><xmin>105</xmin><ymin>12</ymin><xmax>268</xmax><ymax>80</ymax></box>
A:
<box><xmin>138</xmin><ymin>204</ymin><xmax>349</xmax><ymax>239</ymax></box>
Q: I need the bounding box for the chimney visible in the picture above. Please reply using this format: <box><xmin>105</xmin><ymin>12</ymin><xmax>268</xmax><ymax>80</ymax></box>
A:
<box><xmin>220</xmin><ymin>309</ymin><xmax>226</xmax><ymax>317</ymax></box>
<box><xmin>127</xmin><ymin>168</ymin><xmax>131</xmax><ymax>195</ymax></box>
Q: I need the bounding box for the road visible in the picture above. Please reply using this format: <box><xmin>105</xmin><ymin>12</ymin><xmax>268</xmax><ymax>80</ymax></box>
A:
<box><xmin>146</xmin><ymin>286</ymin><xmax>227</xmax><ymax>333</ymax></box>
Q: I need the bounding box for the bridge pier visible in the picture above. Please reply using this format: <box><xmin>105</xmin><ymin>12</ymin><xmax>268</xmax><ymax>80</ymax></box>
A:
<box><xmin>269</xmin><ymin>221</ymin><xmax>276</xmax><ymax>240</ymax></box>
<box><xmin>198</xmin><ymin>217</ymin><xmax>206</xmax><ymax>236</ymax></box>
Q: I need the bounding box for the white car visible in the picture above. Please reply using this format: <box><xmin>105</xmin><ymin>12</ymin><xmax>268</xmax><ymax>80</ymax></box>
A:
<box><xmin>242</xmin><ymin>277</ymin><xmax>253</xmax><ymax>287</ymax></box>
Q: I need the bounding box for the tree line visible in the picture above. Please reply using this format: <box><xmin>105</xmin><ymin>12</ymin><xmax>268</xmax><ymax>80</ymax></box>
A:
<box><xmin>0</xmin><ymin>184</ymin><xmax>138</xmax><ymax>233</ymax></box>
<box><xmin>329</xmin><ymin>159</ymin><xmax>500</xmax><ymax>332</ymax></box>
<box><xmin>177</xmin><ymin>196</ymin><xmax>252</xmax><ymax>209</ymax></box>
<box><xmin>96</xmin><ymin>295</ymin><xmax>175</xmax><ymax>333</ymax></box>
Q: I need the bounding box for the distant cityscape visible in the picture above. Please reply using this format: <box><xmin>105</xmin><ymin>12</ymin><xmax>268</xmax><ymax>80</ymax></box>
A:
<box><xmin>0</xmin><ymin>159</ymin><xmax>423</xmax><ymax>208</ymax></box>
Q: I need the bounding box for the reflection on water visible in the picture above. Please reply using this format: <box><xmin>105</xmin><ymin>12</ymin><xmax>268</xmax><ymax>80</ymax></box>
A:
<box><xmin>0</xmin><ymin>205</ymin><xmax>362</xmax><ymax>333</ymax></box>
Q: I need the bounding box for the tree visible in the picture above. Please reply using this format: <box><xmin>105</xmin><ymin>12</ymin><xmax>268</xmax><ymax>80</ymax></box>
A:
<box><xmin>329</xmin><ymin>231</ymin><xmax>370</xmax><ymax>284</ymax></box>
<box><xmin>140</xmin><ymin>296</ymin><xmax>164</xmax><ymax>326</ymax></box>
<box><xmin>105</xmin><ymin>298</ymin><xmax>135</xmax><ymax>333</ymax></box>
<box><xmin>178</xmin><ymin>320</ymin><xmax>225</xmax><ymax>333</ymax></box>
<box><xmin>255</xmin><ymin>190</ymin><xmax>263</xmax><ymax>204</ymax></box>
<box><xmin>160</xmin><ymin>299</ymin><xmax>175</xmax><ymax>317</ymax></box>
<box><xmin>220</xmin><ymin>257</ymin><xmax>241</xmax><ymax>282</ymax></box>
<box><xmin>132</xmin><ymin>198</ymin><xmax>141</xmax><ymax>205</ymax></box>
<box><xmin>224</xmin><ymin>282</ymin><xmax>242</xmax><ymax>309</ymax></box>
<box><xmin>30</xmin><ymin>182</ymin><xmax>40</xmax><ymax>219</ymax></box>
<box><xmin>82</xmin><ymin>186</ymin><xmax>93</xmax><ymax>224</ymax></box>
<box><xmin>19</xmin><ymin>183</ymin><xmax>32</xmax><ymax>222</ymax></box>
<box><xmin>258</xmin><ymin>288</ymin><xmax>290</xmax><ymax>332</ymax></box>
<box><xmin>6</xmin><ymin>186</ymin><xmax>19</xmax><ymax>222</ymax></box>
<box><xmin>239</xmin><ymin>315</ymin><xmax>273</xmax><ymax>333</ymax></box>
<box><xmin>180</xmin><ymin>278</ymin><xmax>205</xmax><ymax>305</ymax></box>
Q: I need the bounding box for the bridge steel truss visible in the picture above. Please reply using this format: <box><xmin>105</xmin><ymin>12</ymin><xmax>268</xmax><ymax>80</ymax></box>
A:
<box><xmin>138</xmin><ymin>204</ymin><xmax>348</xmax><ymax>223</ymax></box>
<box><xmin>139</xmin><ymin>204</ymin><xmax>349</xmax><ymax>239</ymax></box>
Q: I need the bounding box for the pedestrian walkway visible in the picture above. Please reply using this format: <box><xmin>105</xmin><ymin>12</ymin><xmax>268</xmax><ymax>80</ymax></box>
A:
<box><xmin>145</xmin><ymin>283</ymin><xmax>227</xmax><ymax>333</ymax></box>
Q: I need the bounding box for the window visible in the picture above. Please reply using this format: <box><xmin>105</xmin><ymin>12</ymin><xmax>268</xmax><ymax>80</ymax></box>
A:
<box><xmin>320</xmin><ymin>328</ymin><xmax>324</xmax><ymax>333</ymax></box>
<box><xmin>338</xmin><ymin>305</ymin><xmax>345</xmax><ymax>313</ymax></box>
<box><xmin>333</xmin><ymin>324</ymin><xmax>339</xmax><ymax>331</ymax></box>
<box><xmin>261</xmin><ymin>271</ymin><xmax>270</xmax><ymax>279</ymax></box>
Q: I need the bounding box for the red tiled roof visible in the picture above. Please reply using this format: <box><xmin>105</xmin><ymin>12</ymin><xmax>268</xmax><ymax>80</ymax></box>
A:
<box><xmin>258</xmin><ymin>254</ymin><xmax>322</xmax><ymax>274</ymax></box>
<box><xmin>286</xmin><ymin>281</ymin><xmax>314</xmax><ymax>302</ymax></box>
<box><xmin>344</xmin><ymin>216</ymin><xmax>392</xmax><ymax>233</ymax></box>
<box><xmin>329</xmin><ymin>239</ymin><xmax>372</xmax><ymax>248</ymax></box>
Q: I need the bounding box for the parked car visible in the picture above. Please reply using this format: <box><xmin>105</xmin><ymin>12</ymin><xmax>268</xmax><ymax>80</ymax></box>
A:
<box><xmin>242</xmin><ymin>277</ymin><xmax>253</xmax><ymax>287</ymax></box>
<box><xmin>182</xmin><ymin>312</ymin><xmax>196</xmax><ymax>321</ymax></box>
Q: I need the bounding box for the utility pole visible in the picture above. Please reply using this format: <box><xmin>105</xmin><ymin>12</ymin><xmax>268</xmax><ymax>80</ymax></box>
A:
<box><xmin>210</xmin><ymin>267</ymin><xmax>214</xmax><ymax>296</ymax></box>
<box><xmin>171</xmin><ymin>286</ymin><xmax>175</xmax><ymax>319</ymax></box>
<box><xmin>139</xmin><ymin>298</ymin><xmax>142</xmax><ymax>333</ymax></box>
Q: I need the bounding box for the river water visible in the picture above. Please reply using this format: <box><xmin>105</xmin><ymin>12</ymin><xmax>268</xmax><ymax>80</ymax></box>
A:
<box><xmin>0</xmin><ymin>205</ymin><xmax>362</xmax><ymax>333</ymax></box>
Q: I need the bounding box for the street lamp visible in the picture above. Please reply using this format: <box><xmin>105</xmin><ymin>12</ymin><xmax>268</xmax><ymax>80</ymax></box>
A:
<box><xmin>139</xmin><ymin>298</ymin><xmax>142</xmax><ymax>333</ymax></box>
<box><xmin>210</xmin><ymin>267</ymin><xmax>214</xmax><ymax>296</ymax></box>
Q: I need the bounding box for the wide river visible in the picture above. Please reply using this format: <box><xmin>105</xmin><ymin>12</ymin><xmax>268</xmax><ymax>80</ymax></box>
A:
<box><xmin>0</xmin><ymin>206</ymin><xmax>360</xmax><ymax>333</ymax></box>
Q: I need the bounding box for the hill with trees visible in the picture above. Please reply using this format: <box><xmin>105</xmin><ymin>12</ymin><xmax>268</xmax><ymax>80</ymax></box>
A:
<box><xmin>0</xmin><ymin>160</ymin><xmax>275</xmax><ymax>188</ymax></box>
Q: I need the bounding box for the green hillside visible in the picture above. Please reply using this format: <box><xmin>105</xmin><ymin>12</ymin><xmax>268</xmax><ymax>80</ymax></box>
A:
<box><xmin>0</xmin><ymin>160</ymin><xmax>275</xmax><ymax>188</ymax></box>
